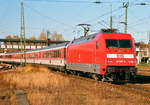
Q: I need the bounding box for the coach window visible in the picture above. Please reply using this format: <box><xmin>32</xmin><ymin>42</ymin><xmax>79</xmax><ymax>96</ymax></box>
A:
<box><xmin>54</xmin><ymin>51</ymin><xmax>57</xmax><ymax>57</ymax></box>
<box><xmin>51</xmin><ymin>51</ymin><xmax>55</xmax><ymax>58</ymax></box>
<box><xmin>59</xmin><ymin>50</ymin><xmax>60</xmax><ymax>57</ymax></box>
<box><xmin>35</xmin><ymin>53</ymin><xmax>40</xmax><ymax>58</ymax></box>
<box><xmin>59</xmin><ymin>50</ymin><xmax>61</xmax><ymax>57</ymax></box>
<box><xmin>8</xmin><ymin>55</ymin><xmax>12</xmax><ymax>58</ymax></box>
<box><xmin>57</xmin><ymin>50</ymin><xmax>59</xmax><ymax>57</ymax></box>
<box><xmin>55</xmin><ymin>50</ymin><xmax>58</xmax><ymax>57</ymax></box>
<box><xmin>49</xmin><ymin>51</ymin><xmax>51</xmax><ymax>57</ymax></box>
<box><xmin>6</xmin><ymin>55</ymin><xmax>10</xmax><ymax>58</ymax></box>
<box><xmin>49</xmin><ymin>51</ymin><xmax>51</xmax><ymax>58</ymax></box>
<box><xmin>26</xmin><ymin>54</ymin><xmax>29</xmax><ymax>58</ymax></box>
<box><xmin>55</xmin><ymin>51</ymin><xmax>57</xmax><ymax>57</ymax></box>
<box><xmin>18</xmin><ymin>54</ymin><xmax>23</xmax><ymax>58</ymax></box>
<box><xmin>44</xmin><ymin>52</ymin><xmax>47</xmax><ymax>58</ymax></box>
<box><xmin>58</xmin><ymin>50</ymin><xmax>61</xmax><ymax>57</ymax></box>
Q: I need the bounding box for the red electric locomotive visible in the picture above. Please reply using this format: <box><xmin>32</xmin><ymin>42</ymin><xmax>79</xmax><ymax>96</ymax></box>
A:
<box><xmin>0</xmin><ymin>30</ymin><xmax>137</xmax><ymax>82</ymax></box>
<box><xmin>66</xmin><ymin>31</ymin><xmax>137</xmax><ymax>81</ymax></box>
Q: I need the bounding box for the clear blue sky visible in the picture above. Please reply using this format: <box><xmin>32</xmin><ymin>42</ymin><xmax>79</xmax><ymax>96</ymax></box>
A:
<box><xmin>0</xmin><ymin>0</ymin><xmax>150</xmax><ymax>42</ymax></box>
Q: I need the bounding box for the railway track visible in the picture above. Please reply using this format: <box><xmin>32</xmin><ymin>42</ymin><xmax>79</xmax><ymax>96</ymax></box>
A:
<box><xmin>102</xmin><ymin>83</ymin><xmax>150</xmax><ymax>104</ymax></box>
<box><xmin>139</xmin><ymin>69</ymin><xmax>150</xmax><ymax>71</ymax></box>
<box><xmin>0</xmin><ymin>63</ymin><xmax>14</xmax><ymax>71</ymax></box>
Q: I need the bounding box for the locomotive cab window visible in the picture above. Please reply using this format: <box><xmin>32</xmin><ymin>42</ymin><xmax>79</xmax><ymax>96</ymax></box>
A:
<box><xmin>106</xmin><ymin>39</ymin><xmax>118</xmax><ymax>48</ymax></box>
<box><xmin>106</xmin><ymin>39</ymin><xmax>132</xmax><ymax>49</ymax></box>
<box><xmin>119</xmin><ymin>40</ymin><xmax>132</xmax><ymax>48</ymax></box>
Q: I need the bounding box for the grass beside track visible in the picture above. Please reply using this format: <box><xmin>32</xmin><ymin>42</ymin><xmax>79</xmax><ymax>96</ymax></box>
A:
<box><xmin>0</xmin><ymin>64</ymin><xmax>150</xmax><ymax>105</ymax></box>
<box><xmin>0</xmin><ymin>72</ymin><xmax>16</xmax><ymax>105</ymax></box>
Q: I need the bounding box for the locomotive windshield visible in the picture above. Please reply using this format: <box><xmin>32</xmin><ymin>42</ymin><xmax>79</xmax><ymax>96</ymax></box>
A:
<box><xmin>106</xmin><ymin>39</ymin><xmax>132</xmax><ymax>48</ymax></box>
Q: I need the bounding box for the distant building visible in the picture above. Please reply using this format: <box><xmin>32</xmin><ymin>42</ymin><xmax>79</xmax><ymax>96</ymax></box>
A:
<box><xmin>0</xmin><ymin>39</ymin><xmax>68</xmax><ymax>53</ymax></box>
<box><xmin>135</xmin><ymin>42</ymin><xmax>150</xmax><ymax>64</ymax></box>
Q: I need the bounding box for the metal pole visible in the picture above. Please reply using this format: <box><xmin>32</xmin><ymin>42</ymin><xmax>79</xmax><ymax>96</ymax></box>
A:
<box><xmin>125</xmin><ymin>6</ymin><xmax>128</xmax><ymax>33</ymax></box>
<box><xmin>47</xmin><ymin>30</ymin><xmax>50</xmax><ymax>46</ymax></box>
<box><xmin>110</xmin><ymin>4</ymin><xmax>112</xmax><ymax>29</ymax></box>
<box><xmin>20</xmin><ymin>2</ymin><xmax>23</xmax><ymax>66</ymax></box>
<box><xmin>21</xmin><ymin>2</ymin><xmax>26</xmax><ymax>66</ymax></box>
<box><xmin>123</xmin><ymin>2</ymin><xmax>129</xmax><ymax>33</ymax></box>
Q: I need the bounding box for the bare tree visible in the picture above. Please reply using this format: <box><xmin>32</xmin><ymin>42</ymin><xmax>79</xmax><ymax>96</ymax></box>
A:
<box><xmin>29</xmin><ymin>36</ymin><xmax>36</xmax><ymax>40</ymax></box>
<box><xmin>5</xmin><ymin>35</ymin><xmax>12</xmax><ymax>39</ymax></box>
<box><xmin>39</xmin><ymin>32</ymin><xmax>47</xmax><ymax>40</ymax></box>
<box><xmin>12</xmin><ymin>35</ymin><xmax>19</xmax><ymax>39</ymax></box>
<box><xmin>51</xmin><ymin>31</ymin><xmax>63</xmax><ymax>41</ymax></box>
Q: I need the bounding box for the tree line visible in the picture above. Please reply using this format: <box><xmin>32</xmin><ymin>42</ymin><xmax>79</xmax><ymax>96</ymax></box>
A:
<box><xmin>5</xmin><ymin>31</ymin><xmax>64</xmax><ymax>41</ymax></box>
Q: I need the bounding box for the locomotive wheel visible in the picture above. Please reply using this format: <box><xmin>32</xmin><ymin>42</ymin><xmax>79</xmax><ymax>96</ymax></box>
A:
<box><xmin>71</xmin><ymin>71</ymin><xmax>76</xmax><ymax>75</ymax></box>
<box><xmin>64</xmin><ymin>70</ymin><xmax>68</xmax><ymax>74</ymax></box>
<box><xmin>102</xmin><ymin>78</ymin><xmax>105</xmax><ymax>82</ymax></box>
<box><xmin>92</xmin><ymin>74</ymin><xmax>99</xmax><ymax>81</ymax></box>
<box><xmin>102</xmin><ymin>75</ymin><xmax>106</xmax><ymax>82</ymax></box>
<box><xmin>101</xmin><ymin>75</ymin><xmax>113</xmax><ymax>82</ymax></box>
<box><xmin>76</xmin><ymin>72</ymin><xmax>80</xmax><ymax>76</ymax></box>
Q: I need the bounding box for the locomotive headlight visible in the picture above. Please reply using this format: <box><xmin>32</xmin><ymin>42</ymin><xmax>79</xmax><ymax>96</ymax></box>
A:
<box><xmin>107</xmin><ymin>60</ymin><xmax>112</xmax><ymax>63</ymax></box>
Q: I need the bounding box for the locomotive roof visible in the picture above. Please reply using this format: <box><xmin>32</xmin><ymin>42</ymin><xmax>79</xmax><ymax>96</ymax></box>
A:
<box><xmin>71</xmin><ymin>32</ymin><xmax>131</xmax><ymax>45</ymax></box>
<box><xmin>71</xmin><ymin>33</ymin><xmax>98</xmax><ymax>45</ymax></box>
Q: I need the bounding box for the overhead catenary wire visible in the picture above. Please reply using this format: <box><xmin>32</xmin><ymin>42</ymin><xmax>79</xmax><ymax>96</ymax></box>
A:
<box><xmin>82</xmin><ymin>6</ymin><xmax>122</xmax><ymax>24</ymax></box>
<box><xmin>23</xmin><ymin>0</ymin><xmax>125</xmax><ymax>30</ymax></box>
<box><xmin>24</xmin><ymin>3</ymin><xmax>75</xmax><ymax>29</ymax></box>
<box><xmin>97</xmin><ymin>21</ymin><xmax>109</xmax><ymax>28</ymax></box>
<box><xmin>25</xmin><ymin>0</ymin><xmax>125</xmax><ymax>4</ymax></box>
<box><xmin>128</xmin><ymin>15</ymin><xmax>150</xmax><ymax>28</ymax></box>
<box><xmin>24</xmin><ymin>0</ymin><xmax>91</xmax><ymax>3</ymax></box>
<box><xmin>88</xmin><ymin>5</ymin><xmax>124</xmax><ymax>30</ymax></box>
<box><xmin>24</xmin><ymin>0</ymin><xmax>122</xmax><ymax>26</ymax></box>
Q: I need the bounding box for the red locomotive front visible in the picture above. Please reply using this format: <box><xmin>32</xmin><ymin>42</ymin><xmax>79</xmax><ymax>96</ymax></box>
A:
<box><xmin>66</xmin><ymin>32</ymin><xmax>137</xmax><ymax>82</ymax></box>
<box><xmin>98</xmin><ymin>33</ymin><xmax>137</xmax><ymax>81</ymax></box>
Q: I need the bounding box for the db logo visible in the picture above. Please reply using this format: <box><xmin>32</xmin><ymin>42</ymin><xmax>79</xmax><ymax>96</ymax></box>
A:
<box><xmin>117</xmin><ymin>54</ymin><xmax>124</xmax><ymax>58</ymax></box>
